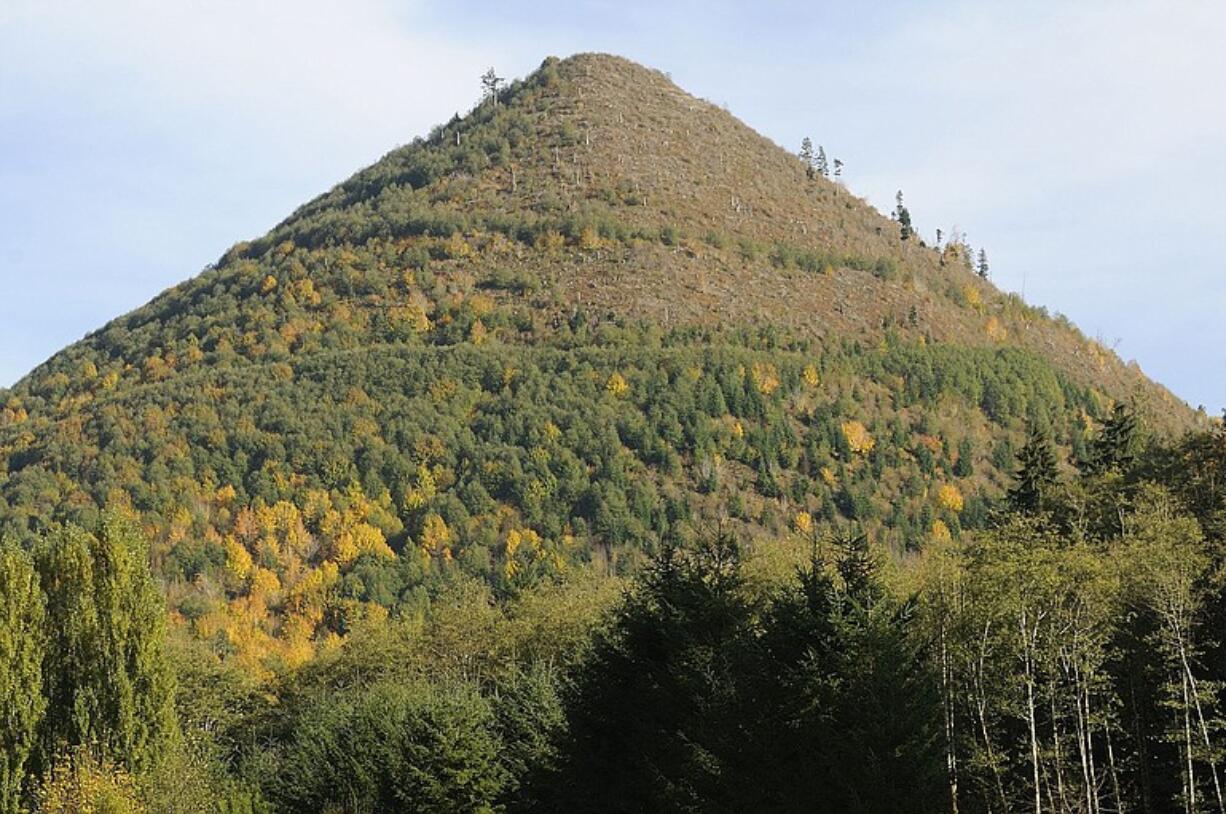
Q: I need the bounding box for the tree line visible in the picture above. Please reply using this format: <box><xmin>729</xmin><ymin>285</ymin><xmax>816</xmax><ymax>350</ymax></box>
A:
<box><xmin>2</xmin><ymin>406</ymin><xmax>1226</xmax><ymax>811</ymax></box>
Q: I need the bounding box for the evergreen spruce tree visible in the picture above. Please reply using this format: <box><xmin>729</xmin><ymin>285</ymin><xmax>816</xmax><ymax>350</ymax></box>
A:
<box><xmin>551</xmin><ymin>529</ymin><xmax>753</xmax><ymax>812</ymax></box>
<box><xmin>1085</xmin><ymin>403</ymin><xmax>1139</xmax><ymax>475</ymax></box>
<box><xmin>745</xmin><ymin>539</ymin><xmax>944</xmax><ymax>813</ymax></box>
<box><xmin>976</xmin><ymin>248</ymin><xmax>990</xmax><ymax>279</ymax></box>
<box><xmin>1008</xmin><ymin>427</ymin><xmax>1060</xmax><ymax>513</ymax></box>
<box><xmin>954</xmin><ymin>437</ymin><xmax>974</xmax><ymax>478</ymax></box>
<box><xmin>816</xmin><ymin>145</ymin><xmax>829</xmax><ymax>177</ymax></box>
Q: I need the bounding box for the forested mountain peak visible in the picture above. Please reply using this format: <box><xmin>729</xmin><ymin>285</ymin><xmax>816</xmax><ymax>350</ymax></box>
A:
<box><xmin>0</xmin><ymin>54</ymin><xmax>1200</xmax><ymax>675</ymax></box>
<box><xmin>15</xmin><ymin>54</ymin><xmax>1188</xmax><ymax>427</ymax></box>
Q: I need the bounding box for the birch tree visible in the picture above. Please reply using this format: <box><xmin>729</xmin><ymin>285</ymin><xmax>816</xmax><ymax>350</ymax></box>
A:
<box><xmin>1124</xmin><ymin>489</ymin><xmax>1224</xmax><ymax>813</ymax></box>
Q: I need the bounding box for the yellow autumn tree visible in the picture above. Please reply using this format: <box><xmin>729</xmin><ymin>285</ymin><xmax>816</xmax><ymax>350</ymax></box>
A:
<box><xmin>841</xmin><ymin>420</ymin><xmax>875</xmax><ymax>454</ymax></box>
<box><xmin>419</xmin><ymin>513</ymin><xmax>453</xmax><ymax>563</ymax></box>
<box><xmin>936</xmin><ymin>483</ymin><xmax>965</xmax><ymax>513</ymax></box>
<box><xmin>36</xmin><ymin>749</ymin><xmax>145</xmax><ymax>814</ymax></box>
<box><xmin>223</xmin><ymin>536</ymin><xmax>254</xmax><ymax>585</ymax></box>
<box><xmin>606</xmin><ymin>372</ymin><xmax>630</xmax><ymax>397</ymax></box>
<box><xmin>750</xmin><ymin>362</ymin><xmax>780</xmax><ymax>395</ymax></box>
<box><xmin>931</xmin><ymin>519</ymin><xmax>953</xmax><ymax>542</ymax></box>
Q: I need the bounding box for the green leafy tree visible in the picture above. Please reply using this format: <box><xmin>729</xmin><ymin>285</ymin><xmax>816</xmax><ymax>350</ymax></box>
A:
<box><xmin>1123</xmin><ymin>489</ymin><xmax>1225</xmax><ymax>812</ymax></box>
<box><xmin>37</xmin><ymin>512</ymin><xmax>176</xmax><ymax>774</ymax></box>
<box><xmin>0</xmin><ymin>544</ymin><xmax>46</xmax><ymax>812</ymax></box>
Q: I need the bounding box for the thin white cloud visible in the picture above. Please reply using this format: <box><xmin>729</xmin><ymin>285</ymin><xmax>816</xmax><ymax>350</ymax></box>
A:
<box><xmin>2</xmin><ymin>0</ymin><xmax>523</xmax><ymax>162</ymax></box>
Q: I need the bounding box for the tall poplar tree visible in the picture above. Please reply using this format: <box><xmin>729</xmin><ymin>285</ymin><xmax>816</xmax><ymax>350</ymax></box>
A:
<box><xmin>0</xmin><ymin>545</ymin><xmax>45</xmax><ymax>812</ymax></box>
<box><xmin>37</xmin><ymin>512</ymin><xmax>175</xmax><ymax>774</ymax></box>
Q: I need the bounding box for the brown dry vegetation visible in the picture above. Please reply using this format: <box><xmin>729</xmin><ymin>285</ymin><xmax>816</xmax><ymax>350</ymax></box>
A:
<box><xmin>275</xmin><ymin>53</ymin><xmax>1190</xmax><ymax>432</ymax></box>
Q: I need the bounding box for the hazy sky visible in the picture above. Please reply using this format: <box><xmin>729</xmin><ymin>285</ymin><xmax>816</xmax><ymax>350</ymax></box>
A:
<box><xmin>2</xmin><ymin>1</ymin><xmax>1224</xmax><ymax>410</ymax></box>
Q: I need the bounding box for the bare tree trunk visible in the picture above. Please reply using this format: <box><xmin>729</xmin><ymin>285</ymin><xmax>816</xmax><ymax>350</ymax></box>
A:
<box><xmin>1179</xmin><ymin>636</ymin><xmax>1224</xmax><ymax>812</ymax></box>
<box><xmin>1023</xmin><ymin>610</ymin><xmax>1043</xmax><ymax>814</ymax></box>
<box><xmin>1184</xmin><ymin>672</ymin><xmax>1198</xmax><ymax>814</ymax></box>
<box><xmin>941</xmin><ymin>619</ymin><xmax>960</xmax><ymax>814</ymax></box>
<box><xmin>1084</xmin><ymin>678</ymin><xmax>1101</xmax><ymax>814</ymax></box>
<box><xmin>974</xmin><ymin>621</ymin><xmax>1009</xmax><ymax>812</ymax></box>
<box><xmin>1052</xmin><ymin>691</ymin><xmax>1070</xmax><ymax>811</ymax></box>
<box><xmin>1105</xmin><ymin>721</ymin><xmax>1124</xmax><ymax>814</ymax></box>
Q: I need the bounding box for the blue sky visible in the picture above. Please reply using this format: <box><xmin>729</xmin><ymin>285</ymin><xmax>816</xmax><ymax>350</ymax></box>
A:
<box><xmin>2</xmin><ymin>1</ymin><xmax>1224</xmax><ymax>411</ymax></box>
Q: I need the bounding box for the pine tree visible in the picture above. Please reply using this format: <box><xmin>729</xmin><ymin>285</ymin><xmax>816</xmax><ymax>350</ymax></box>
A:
<box><xmin>799</xmin><ymin>137</ymin><xmax>816</xmax><ymax>180</ymax></box>
<box><xmin>551</xmin><ymin>529</ymin><xmax>752</xmax><ymax>811</ymax></box>
<box><xmin>836</xmin><ymin>532</ymin><xmax>880</xmax><ymax>609</ymax></box>
<box><xmin>954</xmin><ymin>437</ymin><xmax>974</xmax><ymax>478</ymax></box>
<box><xmin>480</xmin><ymin>67</ymin><xmax>503</xmax><ymax>106</ymax></box>
<box><xmin>748</xmin><ymin>541</ymin><xmax>945</xmax><ymax>813</ymax></box>
<box><xmin>0</xmin><ymin>544</ymin><xmax>45</xmax><ymax>812</ymax></box>
<box><xmin>816</xmin><ymin>145</ymin><xmax>829</xmax><ymax>177</ymax></box>
<box><xmin>833</xmin><ymin>158</ymin><xmax>844</xmax><ymax>180</ymax></box>
<box><xmin>894</xmin><ymin>190</ymin><xmax>913</xmax><ymax>241</ymax></box>
<box><xmin>1008</xmin><ymin>427</ymin><xmax>1060</xmax><ymax>513</ymax></box>
<box><xmin>976</xmin><ymin>248</ymin><xmax>990</xmax><ymax>279</ymax></box>
<box><xmin>1085</xmin><ymin>403</ymin><xmax>1139</xmax><ymax>475</ymax></box>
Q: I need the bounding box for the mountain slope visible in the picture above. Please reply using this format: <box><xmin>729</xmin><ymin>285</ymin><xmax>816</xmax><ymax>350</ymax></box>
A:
<box><xmin>0</xmin><ymin>54</ymin><xmax>1197</xmax><ymax>671</ymax></box>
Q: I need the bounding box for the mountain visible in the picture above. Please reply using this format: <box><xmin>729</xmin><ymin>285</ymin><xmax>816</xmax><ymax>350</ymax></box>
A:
<box><xmin>0</xmin><ymin>53</ymin><xmax>1197</xmax><ymax>672</ymax></box>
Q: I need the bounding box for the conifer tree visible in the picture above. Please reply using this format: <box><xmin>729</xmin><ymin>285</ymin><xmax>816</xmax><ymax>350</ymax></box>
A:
<box><xmin>0</xmin><ymin>545</ymin><xmax>45</xmax><ymax>812</ymax></box>
<box><xmin>976</xmin><ymin>248</ymin><xmax>989</xmax><ymax>279</ymax></box>
<box><xmin>954</xmin><ymin>437</ymin><xmax>974</xmax><ymax>477</ymax></box>
<box><xmin>552</xmin><ymin>529</ymin><xmax>752</xmax><ymax>811</ymax></box>
<box><xmin>894</xmin><ymin>190</ymin><xmax>913</xmax><ymax>241</ymax></box>
<box><xmin>816</xmin><ymin>145</ymin><xmax>829</xmax><ymax>177</ymax></box>
<box><xmin>480</xmin><ymin>67</ymin><xmax>503</xmax><ymax>106</ymax></box>
<box><xmin>1085</xmin><ymin>403</ymin><xmax>1139</xmax><ymax>475</ymax></box>
<box><xmin>1008</xmin><ymin>427</ymin><xmax>1060</xmax><ymax>513</ymax></box>
<box><xmin>799</xmin><ymin>137</ymin><xmax>816</xmax><ymax>179</ymax></box>
<box><xmin>749</xmin><ymin>539</ymin><xmax>944</xmax><ymax>813</ymax></box>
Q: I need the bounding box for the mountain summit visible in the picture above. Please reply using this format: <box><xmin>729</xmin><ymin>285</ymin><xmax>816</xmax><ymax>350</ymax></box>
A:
<box><xmin>0</xmin><ymin>53</ymin><xmax>1195</xmax><ymax>668</ymax></box>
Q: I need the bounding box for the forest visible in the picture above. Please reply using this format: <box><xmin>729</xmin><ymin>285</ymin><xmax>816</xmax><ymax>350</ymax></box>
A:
<box><xmin>2</xmin><ymin>405</ymin><xmax>1226</xmax><ymax>812</ymax></box>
